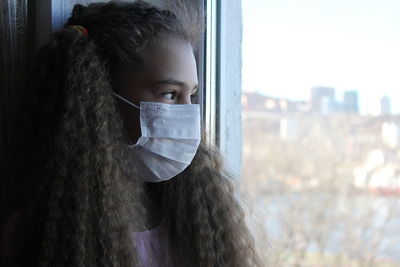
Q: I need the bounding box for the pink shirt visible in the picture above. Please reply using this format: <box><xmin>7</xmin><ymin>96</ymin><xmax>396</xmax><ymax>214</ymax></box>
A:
<box><xmin>132</xmin><ymin>220</ymin><xmax>181</xmax><ymax>267</ymax></box>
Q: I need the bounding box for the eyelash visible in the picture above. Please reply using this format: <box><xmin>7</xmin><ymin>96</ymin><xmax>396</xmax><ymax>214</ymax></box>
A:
<box><xmin>161</xmin><ymin>91</ymin><xmax>198</xmax><ymax>100</ymax></box>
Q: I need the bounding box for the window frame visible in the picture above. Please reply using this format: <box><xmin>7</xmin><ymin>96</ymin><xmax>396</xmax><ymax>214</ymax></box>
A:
<box><xmin>203</xmin><ymin>0</ymin><xmax>243</xmax><ymax>177</ymax></box>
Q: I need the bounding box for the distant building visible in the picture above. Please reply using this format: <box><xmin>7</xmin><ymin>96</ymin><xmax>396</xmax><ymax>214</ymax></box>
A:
<box><xmin>381</xmin><ymin>96</ymin><xmax>391</xmax><ymax>115</ymax></box>
<box><xmin>320</xmin><ymin>96</ymin><xmax>337</xmax><ymax>115</ymax></box>
<box><xmin>343</xmin><ymin>91</ymin><xmax>359</xmax><ymax>114</ymax></box>
<box><xmin>280</xmin><ymin>118</ymin><xmax>299</xmax><ymax>141</ymax></box>
<box><xmin>382</xmin><ymin>122</ymin><xmax>400</xmax><ymax>148</ymax></box>
<box><xmin>241</xmin><ymin>92</ymin><xmax>308</xmax><ymax>113</ymax></box>
<box><xmin>310</xmin><ymin>86</ymin><xmax>335</xmax><ymax>113</ymax></box>
<box><xmin>241</xmin><ymin>92</ymin><xmax>268</xmax><ymax>112</ymax></box>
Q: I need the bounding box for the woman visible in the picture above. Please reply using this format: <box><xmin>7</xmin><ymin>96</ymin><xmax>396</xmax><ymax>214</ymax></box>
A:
<box><xmin>1</xmin><ymin>1</ymin><xmax>261</xmax><ymax>266</ymax></box>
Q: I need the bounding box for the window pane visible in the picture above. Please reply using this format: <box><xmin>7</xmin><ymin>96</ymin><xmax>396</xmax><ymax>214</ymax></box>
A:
<box><xmin>241</xmin><ymin>1</ymin><xmax>400</xmax><ymax>266</ymax></box>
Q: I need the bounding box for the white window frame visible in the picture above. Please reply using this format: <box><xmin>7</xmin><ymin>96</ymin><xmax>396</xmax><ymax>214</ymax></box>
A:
<box><xmin>203</xmin><ymin>0</ymin><xmax>243</xmax><ymax>178</ymax></box>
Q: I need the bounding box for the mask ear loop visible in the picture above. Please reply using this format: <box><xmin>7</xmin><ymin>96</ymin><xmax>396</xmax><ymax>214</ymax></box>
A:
<box><xmin>111</xmin><ymin>92</ymin><xmax>140</xmax><ymax>109</ymax></box>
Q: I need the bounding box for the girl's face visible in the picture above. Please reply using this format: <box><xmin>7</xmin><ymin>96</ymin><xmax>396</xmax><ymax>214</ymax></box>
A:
<box><xmin>116</xmin><ymin>37</ymin><xmax>199</xmax><ymax>142</ymax></box>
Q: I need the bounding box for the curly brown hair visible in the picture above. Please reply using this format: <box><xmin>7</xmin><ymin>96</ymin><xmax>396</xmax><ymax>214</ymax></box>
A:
<box><xmin>3</xmin><ymin>1</ymin><xmax>261</xmax><ymax>266</ymax></box>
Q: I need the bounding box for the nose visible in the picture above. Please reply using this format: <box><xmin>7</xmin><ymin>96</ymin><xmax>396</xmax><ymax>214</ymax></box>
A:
<box><xmin>177</xmin><ymin>93</ymin><xmax>192</xmax><ymax>104</ymax></box>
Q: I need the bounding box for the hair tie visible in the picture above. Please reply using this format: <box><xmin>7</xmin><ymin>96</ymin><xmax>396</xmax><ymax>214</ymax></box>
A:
<box><xmin>67</xmin><ymin>25</ymin><xmax>89</xmax><ymax>37</ymax></box>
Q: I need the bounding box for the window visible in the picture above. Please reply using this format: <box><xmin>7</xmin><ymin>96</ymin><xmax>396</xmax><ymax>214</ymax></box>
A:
<box><xmin>241</xmin><ymin>0</ymin><xmax>400</xmax><ymax>265</ymax></box>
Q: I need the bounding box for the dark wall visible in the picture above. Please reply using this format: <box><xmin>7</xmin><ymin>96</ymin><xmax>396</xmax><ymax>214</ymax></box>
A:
<box><xmin>0</xmin><ymin>0</ymin><xmax>29</xmax><ymax>228</ymax></box>
<box><xmin>0</xmin><ymin>0</ymin><xmax>103</xmax><ymax>229</ymax></box>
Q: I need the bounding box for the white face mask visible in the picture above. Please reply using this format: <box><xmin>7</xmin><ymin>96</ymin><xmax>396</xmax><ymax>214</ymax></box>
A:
<box><xmin>112</xmin><ymin>92</ymin><xmax>201</xmax><ymax>182</ymax></box>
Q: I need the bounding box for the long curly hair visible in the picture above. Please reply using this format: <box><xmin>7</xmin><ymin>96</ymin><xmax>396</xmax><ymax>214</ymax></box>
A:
<box><xmin>5</xmin><ymin>1</ymin><xmax>261</xmax><ymax>266</ymax></box>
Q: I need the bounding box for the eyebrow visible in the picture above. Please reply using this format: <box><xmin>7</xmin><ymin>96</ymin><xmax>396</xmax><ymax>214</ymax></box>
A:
<box><xmin>155</xmin><ymin>79</ymin><xmax>198</xmax><ymax>90</ymax></box>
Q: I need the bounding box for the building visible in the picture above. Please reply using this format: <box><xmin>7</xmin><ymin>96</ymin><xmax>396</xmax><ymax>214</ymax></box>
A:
<box><xmin>310</xmin><ymin>86</ymin><xmax>335</xmax><ymax>114</ymax></box>
<box><xmin>343</xmin><ymin>90</ymin><xmax>359</xmax><ymax>114</ymax></box>
<box><xmin>382</xmin><ymin>122</ymin><xmax>400</xmax><ymax>148</ymax></box>
<box><xmin>381</xmin><ymin>96</ymin><xmax>391</xmax><ymax>115</ymax></box>
<box><xmin>241</xmin><ymin>92</ymin><xmax>308</xmax><ymax>113</ymax></box>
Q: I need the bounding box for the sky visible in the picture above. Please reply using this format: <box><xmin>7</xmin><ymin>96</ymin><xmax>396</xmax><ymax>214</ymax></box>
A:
<box><xmin>242</xmin><ymin>0</ymin><xmax>400</xmax><ymax>114</ymax></box>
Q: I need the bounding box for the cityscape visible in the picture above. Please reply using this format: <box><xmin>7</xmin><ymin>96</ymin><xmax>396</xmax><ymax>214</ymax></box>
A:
<box><xmin>241</xmin><ymin>0</ymin><xmax>400</xmax><ymax>265</ymax></box>
<box><xmin>242</xmin><ymin>88</ymin><xmax>400</xmax><ymax>194</ymax></box>
<box><xmin>242</xmin><ymin>87</ymin><xmax>394</xmax><ymax>116</ymax></box>
<box><xmin>241</xmin><ymin>88</ymin><xmax>400</xmax><ymax>266</ymax></box>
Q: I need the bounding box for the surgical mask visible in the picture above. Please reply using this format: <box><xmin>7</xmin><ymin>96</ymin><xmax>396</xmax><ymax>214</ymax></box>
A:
<box><xmin>112</xmin><ymin>92</ymin><xmax>201</xmax><ymax>182</ymax></box>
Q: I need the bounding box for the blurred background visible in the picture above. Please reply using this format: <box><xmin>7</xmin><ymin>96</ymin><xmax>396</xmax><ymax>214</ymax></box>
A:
<box><xmin>240</xmin><ymin>0</ymin><xmax>400</xmax><ymax>266</ymax></box>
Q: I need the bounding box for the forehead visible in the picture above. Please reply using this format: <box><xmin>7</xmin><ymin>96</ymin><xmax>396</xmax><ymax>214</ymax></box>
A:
<box><xmin>140</xmin><ymin>37</ymin><xmax>198</xmax><ymax>84</ymax></box>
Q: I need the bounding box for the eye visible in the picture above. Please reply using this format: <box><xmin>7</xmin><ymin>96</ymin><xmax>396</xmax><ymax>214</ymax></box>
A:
<box><xmin>161</xmin><ymin>91</ymin><xmax>176</xmax><ymax>100</ymax></box>
<box><xmin>191</xmin><ymin>87</ymin><xmax>199</xmax><ymax>98</ymax></box>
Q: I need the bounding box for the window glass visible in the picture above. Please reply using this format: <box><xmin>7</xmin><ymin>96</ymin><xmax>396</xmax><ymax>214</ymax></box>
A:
<box><xmin>241</xmin><ymin>0</ymin><xmax>400</xmax><ymax>265</ymax></box>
